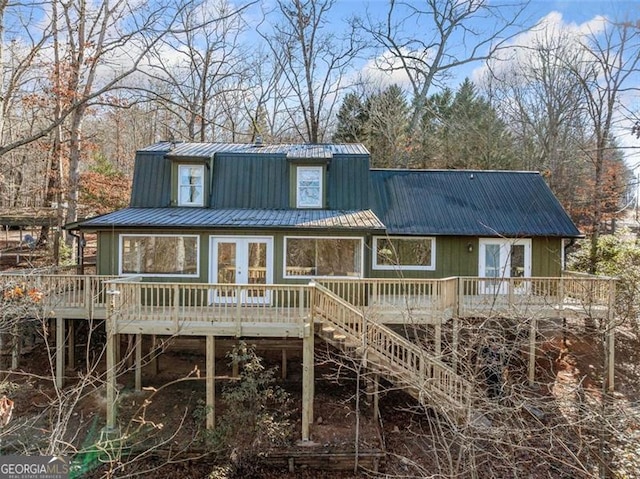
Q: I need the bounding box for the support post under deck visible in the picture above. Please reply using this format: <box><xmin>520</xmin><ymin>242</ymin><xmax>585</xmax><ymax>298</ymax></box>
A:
<box><xmin>55</xmin><ymin>317</ymin><xmax>65</xmax><ymax>388</ymax></box>
<box><xmin>105</xmin><ymin>291</ymin><xmax>119</xmax><ymax>430</ymax></box>
<box><xmin>206</xmin><ymin>335</ymin><xmax>215</xmax><ymax>429</ymax></box>
<box><xmin>301</xmin><ymin>322</ymin><xmax>314</xmax><ymax>442</ymax></box>
<box><xmin>528</xmin><ymin>317</ymin><xmax>537</xmax><ymax>386</ymax></box>
<box><xmin>135</xmin><ymin>334</ymin><xmax>142</xmax><ymax>392</ymax></box>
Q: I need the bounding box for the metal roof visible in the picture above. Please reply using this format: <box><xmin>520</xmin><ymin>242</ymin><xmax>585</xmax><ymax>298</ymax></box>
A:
<box><xmin>370</xmin><ymin>170</ymin><xmax>582</xmax><ymax>237</ymax></box>
<box><xmin>76</xmin><ymin>207</ymin><xmax>385</xmax><ymax>231</ymax></box>
<box><xmin>139</xmin><ymin>142</ymin><xmax>369</xmax><ymax>157</ymax></box>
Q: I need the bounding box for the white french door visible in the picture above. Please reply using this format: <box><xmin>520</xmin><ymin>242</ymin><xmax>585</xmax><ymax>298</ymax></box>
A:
<box><xmin>479</xmin><ymin>239</ymin><xmax>531</xmax><ymax>294</ymax></box>
<box><xmin>210</xmin><ymin>236</ymin><xmax>273</xmax><ymax>304</ymax></box>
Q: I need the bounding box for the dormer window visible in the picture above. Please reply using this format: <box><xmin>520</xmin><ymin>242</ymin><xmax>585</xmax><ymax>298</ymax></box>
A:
<box><xmin>178</xmin><ymin>164</ymin><xmax>205</xmax><ymax>206</ymax></box>
<box><xmin>296</xmin><ymin>166</ymin><xmax>323</xmax><ymax>208</ymax></box>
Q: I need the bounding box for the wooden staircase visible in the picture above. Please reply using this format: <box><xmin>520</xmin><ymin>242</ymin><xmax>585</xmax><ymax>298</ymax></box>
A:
<box><xmin>312</xmin><ymin>283</ymin><xmax>472</xmax><ymax>424</ymax></box>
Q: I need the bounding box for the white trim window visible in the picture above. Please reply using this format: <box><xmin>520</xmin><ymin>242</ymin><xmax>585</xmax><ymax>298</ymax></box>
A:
<box><xmin>120</xmin><ymin>234</ymin><xmax>200</xmax><ymax>277</ymax></box>
<box><xmin>284</xmin><ymin>236</ymin><xmax>363</xmax><ymax>278</ymax></box>
<box><xmin>373</xmin><ymin>236</ymin><xmax>436</xmax><ymax>271</ymax></box>
<box><xmin>296</xmin><ymin>166</ymin><xmax>323</xmax><ymax>208</ymax></box>
<box><xmin>178</xmin><ymin>164</ymin><xmax>205</xmax><ymax>206</ymax></box>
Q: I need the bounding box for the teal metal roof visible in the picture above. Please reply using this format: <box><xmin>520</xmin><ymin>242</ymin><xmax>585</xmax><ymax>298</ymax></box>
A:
<box><xmin>140</xmin><ymin>142</ymin><xmax>370</xmax><ymax>157</ymax></box>
<box><xmin>76</xmin><ymin>207</ymin><xmax>385</xmax><ymax>231</ymax></box>
<box><xmin>370</xmin><ymin>169</ymin><xmax>582</xmax><ymax>237</ymax></box>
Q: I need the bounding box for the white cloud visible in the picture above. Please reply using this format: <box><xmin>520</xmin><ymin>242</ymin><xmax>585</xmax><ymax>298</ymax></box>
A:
<box><xmin>472</xmin><ymin>11</ymin><xmax>607</xmax><ymax>85</ymax></box>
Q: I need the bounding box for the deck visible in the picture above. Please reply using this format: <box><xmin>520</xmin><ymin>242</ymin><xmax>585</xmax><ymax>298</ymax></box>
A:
<box><xmin>0</xmin><ymin>273</ymin><xmax>615</xmax><ymax>333</ymax></box>
<box><xmin>0</xmin><ymin>271</ymin><xmax>617</xmax><ymax>436</ymax></box>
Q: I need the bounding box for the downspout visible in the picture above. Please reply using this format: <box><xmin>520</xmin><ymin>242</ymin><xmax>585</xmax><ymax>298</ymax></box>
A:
<box><xmin>68</xmin><ymin>229</ymin><xmax>85</xmax><ymax>274</ymax></box>
<box><xmin>563</xmin><ymin>238</ymin><xmax>577</xmax><ymax>272</ymax></box>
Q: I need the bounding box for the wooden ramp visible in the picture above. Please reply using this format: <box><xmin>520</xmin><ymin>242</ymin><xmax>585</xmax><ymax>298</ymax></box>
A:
<box><xmin>312</xmin><ymin>283</ymin><xmax>472</xmax><ymax>424</ymax></box>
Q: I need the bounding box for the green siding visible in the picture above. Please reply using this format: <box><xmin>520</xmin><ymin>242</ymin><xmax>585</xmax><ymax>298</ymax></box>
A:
<box><xmin>130</xmin><ymin>152</ymin><xmax>172</xmax><ymax>207</ymax></box>
<box><xmin>97</xmin><ymin>231</ymin><xmax>564</xmax><ymax>281</ymax></box>
<box><xmin>326</xmin><ymin>155</ymin><xmax>370</xmax><ymax>210</ymax></box>
<box><xmin>532</xmin><ymin>237</ymin><xmax>563</xmax><ymax>277</ymax></box>
<box><xmin>369</xmin><ymin>237</ymin><xmax>478</xmax><ymax>279</ymax></box>
<box><xmin>212</xmin><ymin>154</ymin><xmax>289</xmax><ymax>208</ymax></box>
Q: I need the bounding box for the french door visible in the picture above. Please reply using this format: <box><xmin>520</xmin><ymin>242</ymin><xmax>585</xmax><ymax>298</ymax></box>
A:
<box><xmin>478</xmin><ymin>239</ymin><xmax>531</xmax><ymax>294</ymax></box>
<box><xmin>210</xmin><ymin>236</ymin><xmax>273</xmax><ymax>304</ymax></box>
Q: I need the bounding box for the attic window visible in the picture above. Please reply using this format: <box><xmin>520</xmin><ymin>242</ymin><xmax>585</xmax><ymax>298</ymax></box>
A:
<box><xmin>296</xmin><ymin>166</ymin><xmax>323</xmax><ymax>208</ymax></box>
<box><xmin>178</xmin><ymin>164</ymin><xmax>204</xmax><ymax>206</ymax></box>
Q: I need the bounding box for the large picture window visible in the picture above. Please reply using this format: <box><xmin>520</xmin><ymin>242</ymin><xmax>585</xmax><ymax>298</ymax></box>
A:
<box><xmin>178</xmin><ymin>164</ymin><xmax>205</xmax><ymax>206</ymax></box>
<box><xmin>373</xmin><ymin>236</ymin><xmax>436</xmax><ymax>270</ymax></box>
<box><xmin>120</xmin><ymin>235</ymin><xmax>199</xmax><ymax>276</ymax></box>
<box><xmin>296</xmin><ymin>166</ymin><xmax>323</xmax><ymax>208</ymax></box>
<box><xmin>284</xmin><ymin>237</ymin><xmax>362</xmax><ymax>278</ymax></box>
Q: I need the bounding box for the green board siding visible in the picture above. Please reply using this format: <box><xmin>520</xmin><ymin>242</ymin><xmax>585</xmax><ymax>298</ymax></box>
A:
<box><xmin>532</xmin><ymin>237</ymin><xmax>563</xmax><ymax>277</ymax></box>
<box><xmin>326</xmin><ymin>155</ymin><xmax>370</xmax><ymax>210</ymax></box>
<box><xmin>97</xmin><ymin>231</ymin><xmax>564</xmax><ymax>281</ymax></box>
<box><xmin>369</xmin><ymin>237</ymin><xmax>478</xmax><ymax>279</ymax></box>
<box><xmin>130</xmin><ymin>152</ymin><xmax>172</xmax><ymax>207</ymax></box>
<box><xmin>212</xmin><ymin>154</ymin><xmax>289</xmax><ymax>208</ymax></box>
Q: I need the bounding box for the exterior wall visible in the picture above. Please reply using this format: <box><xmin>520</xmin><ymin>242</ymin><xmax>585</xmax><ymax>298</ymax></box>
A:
<box><xmin>212</xmin><ymin>153</ymin><xmax>289</xmax><ymax>208</ymax></box>
<box><xmin>96</xmin><ymin>229</ymin><xmax>373</xmax><ymax>282</ymax></box>
<box><xmin>369</xmin><ymin>236</ymin><xmax>477</xmax><ymax>279</ymax></box>
<box><xmin>97</xmin><ymin>231</ymin><xmax>565</xmax><ymax>281</ymax></box>
<box><xmin>129</xmin><ymin>150</ymin><xmax>371</xmax><ymax>211</ymax></box>
<box><xmin>532</xmin><ymin>237</ymin><xmax>564</xmax><ymax>277</ymax></box>
<box><xmin>368</xmin><ymin>236</ymin><xmax>564</xmax><ymax>279</ymax></box>
<box><xmin>129</xmin><ymin>151</ymin><xmax>172</xmax><ymax>207</ymax></box>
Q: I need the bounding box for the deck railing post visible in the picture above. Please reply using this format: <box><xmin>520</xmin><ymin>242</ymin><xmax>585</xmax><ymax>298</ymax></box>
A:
<box><xmin>235</xmin><ymin>287</ymin><xmax>242</xmax><ymax>337</ymax></box>
<box><xmin>173</xmin><ymin>284</ymin><xmax>180</xmax><ymax>332</ymax></box>
<box><xmin>457</xmin><ymin>277</ymin><xmax>464</xmax><ymax>317</ymax></box>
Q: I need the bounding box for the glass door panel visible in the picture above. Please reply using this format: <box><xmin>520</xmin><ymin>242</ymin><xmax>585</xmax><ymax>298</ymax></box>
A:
<box><xmin>215</xmin><ymin>241</ymin><xmax>238</xmax><ymax>302</ymax></box>
<box><xmin>210</xmin><ymin>237</ymin><xmax>272</xmax><ymax>304</ymax></box>
<box><xmin>479</xmin><ymin>239</ymin><xmax>531</xmax><ymax>295</ymax></box>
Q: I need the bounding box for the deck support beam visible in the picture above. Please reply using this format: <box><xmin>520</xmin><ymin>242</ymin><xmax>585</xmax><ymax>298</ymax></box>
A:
<box><xmin>67</xmin><ymin>320</ymin><xmax>75</xmax><ymax>370</ymax></box>
<box><xmin>434</xmin><ymin>323</ymin><xmax>442</xmax><ymax>358</ymax></box>
<box><xmin>135</xmin><ymin>334</ymin><xmax>142</xmax><ymax>392</ymax></box>
<box><xmin>301</xmin><ymin>322</ymin><xmax>314</xmax><ymax>442</ymax></box>
<box><xmin>281</xmin><ymin>349</ymin><xmax>287</xmax><ymax>380</ymax></box>
<box><xmin>451</xmin><ymin>317</ymin><xmax>459</xmax><ymax>371</ymax></box>
<box><xmin>149</xmin><ymin>335</ymin><xmax>159</xmax><ymax>375</ymax></box>
<box><xmin>206</xmin><ymin>335</ymin><xmax>215</xmax><ymax>429</ymax></box>
<box><xmin>528</xmin><ymin>317</ymin><xmax>537</xmax><ymax>386</ymax></box>
<box><xmin>105</xmin><ymin>291</ymin><xmax>119</xmax><ymax>431</ymax></box>
<box><xmin>55</xmin><ymin>317</ymin><xmax>65</xmax><ymax>388</ymax></box>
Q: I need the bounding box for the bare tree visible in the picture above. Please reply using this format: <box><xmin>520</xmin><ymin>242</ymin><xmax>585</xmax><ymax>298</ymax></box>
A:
<box><xmin>142</xmin><ymin>0</ymin><xmax>254</xmax><ymax>142</ymax></box>
<box><xmin>259</xmin><ymin>0</ymin><xmax>360</xmax><ymax>143</ymax></box>
<box><xmin>356</xmin><ymin>0</ymin><xmax>528</xmax><ymax>135</ymax></box>
<box><xmin>482</xmin><ymin>27</ymin><xmax>593</xmax><ymax>217</ymax></box>
<box><xmin>571</xmin><ymin>19</ymin><xmax>640</xmax><ymax>272</ymax></box>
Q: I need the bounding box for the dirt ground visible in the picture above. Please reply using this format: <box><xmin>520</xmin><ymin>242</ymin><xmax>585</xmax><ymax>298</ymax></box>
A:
<box><xmin>1</xmin><ymin>322</ymin><xmax>639</xmax><ymax>478</ymax></box>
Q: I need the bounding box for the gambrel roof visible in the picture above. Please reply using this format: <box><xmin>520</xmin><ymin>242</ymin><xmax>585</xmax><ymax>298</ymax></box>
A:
<box><xmin>73</xmin><ymin>142</ymin><xmax>582</xmax><ymax>239</ymax></box>
<box><xmin>370</xmin><ymin>169</ymin><xmax>582</xmax><ymax>237</ymax></box>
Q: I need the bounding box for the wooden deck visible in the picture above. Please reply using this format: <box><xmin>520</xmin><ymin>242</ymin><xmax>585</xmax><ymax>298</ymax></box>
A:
<box><xmin>0</xmin><ymin>271</ymin><xmax>617</xmax><ymax>434</ymax></box>
<box><xmin>0</xmin><ymin>273</ymin><xmax>615</xmax><ymax>328</ymax></box>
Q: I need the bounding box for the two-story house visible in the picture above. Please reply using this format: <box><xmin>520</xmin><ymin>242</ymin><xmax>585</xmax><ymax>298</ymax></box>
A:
<box><xmin>59</xmin><ymin>141</ymin><xmax>614</xmax><ymax>441</ymax></box>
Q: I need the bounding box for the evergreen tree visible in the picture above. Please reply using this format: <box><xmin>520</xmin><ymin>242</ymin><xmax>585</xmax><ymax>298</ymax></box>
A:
<box><xmin>333</xmin><ymin>93</ymin><xmax>367</xmax><ymax>143</ymax></box>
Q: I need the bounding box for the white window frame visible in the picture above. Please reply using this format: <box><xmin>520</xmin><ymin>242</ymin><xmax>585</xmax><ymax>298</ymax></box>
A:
<box><xmin>372</xmin><ymin>236</ymin><xmax>436</xmax><ymax>271</ymax></box>
<box><xmin>178</xmin><ymin>164</ymin><xmax>205</xmax><ymax>207</ymax></box>
<box><xmin>283</xmin><ymin>236</ymin><xmax>364</xmax><ymax>279</ymax></box>
<box><xmin>296</xmin><ymin>166</ymin><xmax>323</xmax><ymax>208</ymax></box>
<box><xmin>119</xmin><ymin>234</ymin><xmax>200</xmax><ymax>277</ymax></box>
